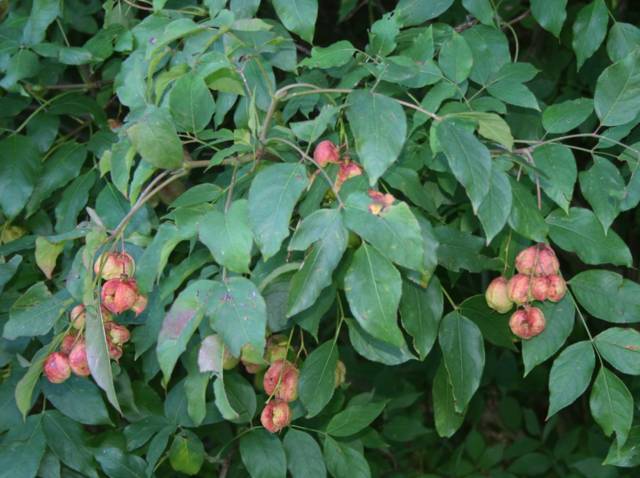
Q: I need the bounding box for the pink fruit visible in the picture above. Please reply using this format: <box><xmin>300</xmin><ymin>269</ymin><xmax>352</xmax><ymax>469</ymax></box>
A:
<box><xmin>265</xmin><ymin>335</ymin><xmax>289</xmax><ymax>363</ymax></box>
<box><xmin>260</xmin><ymin>399</ymin><xmax>291</xmax><ymax>433</ymax></box>
<box><xmin>485</xmin><ymin>277</ymin><xmax>513</xmax><ymax>313</ymax></box>
<box><xmin>108</xmin><ymin>342</ymin><xmax>123</xmax><ymax>361</ymax></box>
<box><xmin>101</xmin><ymin>278</ymin><xmax>139</xmax><ymax>314</ymax></box>
<box><xmin>69</xmin><ymin>341</ymin><xmax>90</xmax><ymax>377</ymax></box>
<box><xmin>530</xmin><ymin>276</ymin><xmax>549</xmax><ymax>302</ymax></box>
<box><xmin>368</xmin><ymin>190</ymin><xmax>395</xmax><ymax>215</ymax></box>
<box><xmin>535</xmin><ymin>244</ymin><xmax>560</xmax><ymax>276</ymax></box>
<box><xmin>60</xmin><ymin>334</ymin><xmax>77</xmax><ymax>355</ymax></box>
<box><xmin>94</xmin><ymin>251</ymin><xmax>135</xmax><ymax>280</ymax></box>
<box><xmin>335</xmin><ymin>161</ymin><xmax>362</xmax><ymax>190</ymax></box>
<box><xmin>105</xmin><ymin>322</ymin><xmax>130</xmax><ymax>345</ymax></box>
<box><xmin>507</xmin><ymin>274</ymin><xmax>530</xmax><ymax>305</ymax></box>
<box><xmin>547</xmin><ymin>274</ymin><xmax>567</xmax><ymax>302</ymax></box>
<box><xmin>313</xmin><ymin>140</ymin><xmax>340</xmax><ymax>167</ymax></box>
<box><xmin>263</xmin><ymin>360</ymin><xmax>299</xmax><ymax>402</ymax></box>
<box><xmin>515</xmin><ymin>246</ymin><xmax>538</xmax><ymax>275</ymax></box>
<box><xmin>131</xmin><ymin>294</ymin><xmax>148</xmax><ymax>316</ymax></box>
<box><xmin>509</xmin><ymin>307</ymin><xmax>546</xmax><ymax>339</ymax></box>
<box><xmin>43</xmin><ymin>352</ymin><xmax>71</xmax><ymax>384</ymax></box>
<box><xmin>70</xmin><ymin>304</ymin><xmax>86</xmax><ymax>330</ymax></box>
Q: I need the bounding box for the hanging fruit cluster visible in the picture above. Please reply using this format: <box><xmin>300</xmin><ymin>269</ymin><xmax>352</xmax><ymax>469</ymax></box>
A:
<box><xmin>485</xmin><ymin>244</ymin><xmax>567</xmax><ymax>340</ymax></box>
<box><xmin>42</xmin><ymin>251</ymin><xmax>147</xmax><ymax>384</ymax></box>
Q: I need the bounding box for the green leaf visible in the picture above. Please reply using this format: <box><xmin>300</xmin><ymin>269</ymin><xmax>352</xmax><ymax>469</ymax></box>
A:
<box><xmin>96</xmin><ymin>447</ymin><xmax>147</xmax><ymax>478</ymax></box>
<box><xmin>299</xmin><ymin>41</ymin><xmax>355</xmax><ymax>69</ymax></box>
<box><xmin>607</xmin><ymin>22</ymin><xmax>640</xmax><ymax>62</ymax></box>
<box><xmin>462</xmin><ymin>25</ymin><xmax>511</xmax><ymax>85</ymax></box>
<box><xmin>26</xmin><ymin>141</ymin><xmax>87</xmax><ymax>216</ymax></box>
<box><xmin>248</xmin><ymin>163</ymin><xmax>309</xmax><ymax>260</ymax></box>
<box><xmin>394</xmin><ymin>0</ymin><xmax>454</xmax><ymax>27</ymax></box>
<box><xmin>157</xmin><ymin>280</ymin><xmax>216</xmax><ymax>383</ymax></box>
<box><xmin>595</xmin><ymin>327</ymin><xmax>640</xmax><ymax>375</ymax></box>
<box><xmin>542</xmin><ymin>98</ymin><xmax>593</xmax><ymax>133</ymax></box>
<box><xmin>347</xmin><ymin>319</ymin><xmax>415</xmax><ymax>365</ymax></box>
<box><xmin>15</xmin><ymin>343</ymin><xmax>57</xmax><ymax>418</ymax></box>
<box><xmin>459</xmin><ymin>295</ymin><xmax>516</xmax><ymax>351</ymax></box>
<box><xmin>547</xmin><ymin>341</ymin><xmax>595</xmax><ymax>418</ymax></box>
<box><xmin>55</xmin><ymin>170</ymin><xmax>97</xmax><ymax>233</ymax></box>
<box><xmin>323</xmin><ymin>437</ymin><xmax>371</xmax><ymax>478</ymax></box>
<box><xmin>579</xmin><ymin>156</ymin><xmax>624</xmax><ymax>233</ymax></box>
<box><xmin>0</xmin><ymin>415</ymin><xmax>47</xmax><ymax>478</ymax></box>
<box><xmin>184</xmin><ymin>372</ymin><xmax>209</xmax><ymax>426</ymax></box>
<box><xmin>451</xmin><ymin>111</ymin><xmax>514</xmax><ymax>150</ymax></box>
<box><xmin>213</xmin><ymin>373</ymin><xmax>256</xmax><ymax>423</ymax></box>
<box><xmin>346</xmin><ymin>90</ymin><xmax>407</xmax><ymax>184</ymax></box>
<box><xmin>594</xmin><ymin>50</ymin><xmax>640</xmax><ymax>127</ymax></box>
<box><xmin>522</xmin><ymin>296</ymin><xmax>575</xmax><ymax>376</ymax></box>
<box><xmin>288</xmin><ymin>209</ymin><xmax>348</xmax><ymax>316</ymax></box>
<box><xmin>84</xmin><ymin>305</ymin><xmax>120</xmax><ymax>412</ymax></box>
<box><xmin>283</xmin><ymin>430</ymin><xmax>327</xmax><ymax>478</ymax></box>
<box><xmin>531</xmin><ymin>144</ymin><xmax>576</xmax><ymax>213</ymax></box>
<box><xmin>344</xmin><ymin>192</ymin><xmax>424</xmax><ymax>270</ymax></box>
<box><xmin>546</xmin><ymin>208</ymin><xmax>632</xmax><ymax>266</ymax></box>
<box><xmin>22</xmin><ymin>0</ymin><xmax>60</xmax><ymax>44</ymax></box>
<box><xmin>108</xmin><ymin>137</ymin><xmax>135</xmax><ymax>198</ymax></box>
<box><xmin>169</xmin><ymin>431</ymin><xmax>205</xmax><ymax>476</ymax></box>
<box><xmin>570</xmin><ymin>270</ymin><xmax>640</xmax><ymax>324</ymax></box>
<box><xmin>43</xmin><ymin>411</ymin><xmax>98</xmax><ymax>477</ymax></box>
<box><xmin>0</xmin><ymin>49</ymin><xmax>41</xmax><ymax>89</ymax></box>
<box><xmin>0</xmin><ymin>135</ymin><xmax>42</xmax><ymax>219</ymax></box>
<box><xmin>327</xmin><ymin>400</ymin><xmax>386</xmax><ymax>437</ymax></box>
<box><xmin>344</xmin><ymin>243</ymin><xmax>404</xmax><ymax>347</ymax></box>
<box><xmin>508</xmin><ymin>178</ymin><xmax>549</xmax><ymax>242</ymax></box>
<box><xmin>486</xmin><ymin>63</ymin><xmax>539</xmax><ymax>110</ymax></box>
<box><xmin>438</xmin><ymin>32</ymin><xmax>473</xmax><ymax>84</ymax></box>
<box><xmin>206</xmin><ymin>278</ymin><xmax>267</xmax><ymax>357</ymax></box>
<box><xmin>240</xmin><ymin>429</ymin><xmax>287</xmax><ymax>478</ymax></box>
<box><xmin>462</xmin><ymin>0</ymin><xmax>494</xmax><ymax>25</ymax></box>
<box><xmin>477</xmin><ymin>166</ymin><xmax>512</xmax><ymax>244</ymax></box>
<box><xmin>531</xmin><ymin>0</ymin><xmax>567</xmax><ymax>37</ymax></box>
<box><xmin>0</xmin><ymin>255</ymin><xmax>22</xmax><ymax>295</ymax></box>
<box><xmin>3</xmin><ymin>282</ymin><xmax>71</xmax><ymax>340</ymax></box>
<box><xmin>169</xmin><ymin>73</ymin><xmax>215</xmax><ymax>133</ymax></box>
<box><xmin>590</xmin><ymin>367</ymin><xmax>633</xmax><ymax>446</ymax></box>
<box><xmin>572</xmin><ymin>0</ymin><xmax>609</xmax><ymax>70</ymax></box>
<box><xmin>199</xmin><ymin>200</ymin><xmax>253</xmax><ymax>273</ymax></box>
<box><xmin>43</xmin><ymin>376</ymin><xmax>111</xmax><ymax>426</ymax></box>
<box><xmin>35</xmin><ymin>236</ymin><xmax>64</xmax><ymax>279</ymax></box>
<box><xmin>604</xmin><ymin>426</ymin><xmax>640</xmax><ymax>467</ymax></box>
<box><xmin>127</xmin><ymin>106</ymin><xmax>183</xmax><ymax>169</ymax></box>
<box><xmin>290</xmin><ymin>105</ymin><xmax>339</xmax><ymax>144</ymax></box>
<box><xmin>400</xmin><ymin>277</ymin><xmax>443</xmax><ymax>360</ymax></box>
<box><xmin>438</xmin><ymin>312</ymin><xmax>485</xmax><ymax>413</ymax></box>
<box><xmin>436</xmin><ymin>120</ymin><xmax>491</xmax><ymax>214</ymax></box>
<box><xmin>298</xmin><ymin>340</ymin><xmax>338</xmax><ymax>417</ymax></box>
<box><xmin>434</xmin><ymin>225</ymin><xmax>501</xmax><ymax>273</ymax></box>
<box><xmin>433</xmin><ymin>362</ymin><xmax>465</xmax><ymax>438</ymax></box>
<box><xmin>272</xmin><ymin>0</ymin><xmax>317</xmax><ymax>43</ymax></box>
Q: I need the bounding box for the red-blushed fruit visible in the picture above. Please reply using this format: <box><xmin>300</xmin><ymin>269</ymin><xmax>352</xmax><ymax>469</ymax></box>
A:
<box><xmin>263</xmin><ymin>360</ymin><xmax>299</xmax><ymax>402</ymax></box>
<box><xmin>335</xmin><ymin>360</ymin><xmax>346</xmax><ymax>388</ymax></box>
<box><xmin>265</xmin><ymin>335</ymin><xmax>289</xmax><ymax>363</ymax></box>
<box><xmin>108</xmin><ymin>341</ymin><xmax>123</xmax><ymax>361</ymax></box>
<box><xmin>69</xmin><ymin>341</ymin><xmax>90</xmax><ymax>377</ymax></box>
<box><xmin>43</xmin><ymin>352</ymin><xmax>71</xmax><ymax>383</ymax></box>
<box><xmin>60</xmin><ymin>333</ymin><xmax>77</xmax><ymax>355</ymax></box>
<box><xmin>368</xmin><ymin>190</ymin><xmax>395</xmax><ymax>215</ymax></box>
<box><xmin>515</xmin><ymin>246</ymin><xmax>538</xmax><ymax>275</ymax></box>
<box><xmin>105</xmin><ymin>322</ymin><xmax>130</xmax><ymax>345</ymax></box>
<box><xmin>530</xmin><ymin>276</ymin><xmax>549</xmax><ymax>302</ymax></box>
<box><xmin>131</xmin><ymin>294</ymin><xmax>148</xmax><ymax>316</ymax></box>
<box><xmin>260</xmin><ymin>399</ymin><xmax>291</xmax><ymax>433</ymax></box>
<box><xmin>94</xmin><ymin>251</ymin><xmax>135</xmax><ymax>280</ymax></box>
<box><xmin>547</xmin><ymin>274</ymin><xmax>567</xmax><ymax>302</ymax></box>
<box><xmin>335</xmin><ymin>161</ymin><xmax>362</xmax><ymax>191</ymax></box>
<box><xmin>101</xmin><ymin>278</ymin><xmax>139</xmax><ymax>314</ymax></box>
<box><xmin>507</xmin><ymin>274</ymin><xmax>530</xmax><ymax>305</ymax></box>
<box><xmin>313</xmin><ymin>140</ymin><xmax>340</xmax><ymax>167</ymax></box>
<box><xmin>534</xmin><ymin>244</ymin><xmax>560</xmax><ymax>276</ymax></box>
<box><xmin>70</xmin><ymin>304</ymin><xmax>86</xmax><ymax>329</ymax></box>
<box><xmin>509</xmin><ymin>307</ymin><xmax>546</xmax><ymax>339</ymax></box>
<box><xmin>485</xmin><ymin>277</ymin><xmax>513</xmax><ymax>313</ymax></box>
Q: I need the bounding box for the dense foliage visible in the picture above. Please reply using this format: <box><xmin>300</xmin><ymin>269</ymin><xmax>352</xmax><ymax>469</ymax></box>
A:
<box><xmin>2</xmin><ymin>0</ymin><xmax>640</xmax><ymax>476</ymax></box>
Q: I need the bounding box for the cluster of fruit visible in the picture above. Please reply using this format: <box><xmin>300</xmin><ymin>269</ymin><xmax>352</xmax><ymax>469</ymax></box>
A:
<box><xmin>42</xmin><ymin>252</ymin><xmax>147</xmax><ymax>384</ymax></box>
<box><xmin>227</xmin><ymin>335</ymin><xmax>345</xmax><ymax>433</ymax></box>
<box><xmin>313</xmin><ymin>140</ymin><xmax>362</xmax><ymax>190</ymax></box>
<box><xmin>486</xmin><ymin>244</ymin><xmax>567</xmax><ymax>339</ymax></box>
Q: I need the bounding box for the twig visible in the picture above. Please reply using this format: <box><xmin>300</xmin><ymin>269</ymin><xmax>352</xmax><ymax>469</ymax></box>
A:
<box><xmin>122</xmin><ymin>0</ymin><xmax>153</xmax><ymax>11</ymax></box>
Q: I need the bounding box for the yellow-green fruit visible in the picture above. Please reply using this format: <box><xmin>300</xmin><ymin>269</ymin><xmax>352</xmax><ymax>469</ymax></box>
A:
<box><xmin>486</xmin><ymin>276</ymin><xmax>514</xmax><ymax>313</ymax></box>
